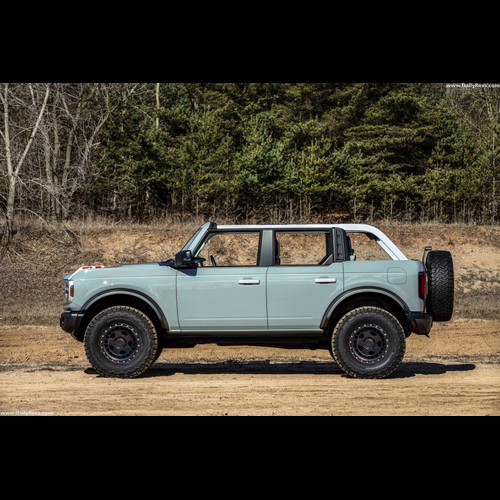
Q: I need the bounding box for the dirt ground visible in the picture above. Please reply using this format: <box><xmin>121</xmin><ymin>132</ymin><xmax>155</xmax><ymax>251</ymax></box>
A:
<box><xmin>1</xmin><ymin>223</ymin><xmax>499</xmax><ymax>415</ymax></box>
<box><xmin>1</xmin><ymin>319</ymin><xmax>499</xmax><ymax>416</ymax></box>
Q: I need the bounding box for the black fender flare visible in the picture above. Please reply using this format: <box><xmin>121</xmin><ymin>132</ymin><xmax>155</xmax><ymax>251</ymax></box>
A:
<box><xmin>320</xmin><ymin>287</ymin><xmax>410</xmax><ymax>331</ymax></box>
<box><xmin>81</xmin><ymin>288</ymin><xmax>170</xmax><ymax>331</ymax></box>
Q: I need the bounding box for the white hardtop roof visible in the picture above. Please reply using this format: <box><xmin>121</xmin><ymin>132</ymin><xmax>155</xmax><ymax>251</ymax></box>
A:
<box><xmin>219</xmin><ymin>223</ymin><xmax>380</xmax><ymax>232</ymax></box>
<box><xmin>216</xmin><ymin>223</ymin><xmax>407</xmax><ymax>260</ymax></box>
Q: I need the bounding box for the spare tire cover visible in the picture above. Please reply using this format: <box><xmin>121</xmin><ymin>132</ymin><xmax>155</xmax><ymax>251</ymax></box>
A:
<box><xmin>425</xmin><ymin>251</ymin><xmax>454</xmax><ymax>322</ymax></box>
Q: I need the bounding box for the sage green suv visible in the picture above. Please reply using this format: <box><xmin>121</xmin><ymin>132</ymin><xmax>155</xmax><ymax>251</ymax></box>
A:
<box><xmin>60</xmin><ymin>222</ymin><xmax>454</xmax><ymax>379</ymax></box>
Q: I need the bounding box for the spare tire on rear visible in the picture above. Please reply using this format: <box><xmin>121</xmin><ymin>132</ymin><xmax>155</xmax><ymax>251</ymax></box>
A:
<box><xmin>425</xmin><ymin>251</ymin><xmax>454</xmax><ymax>322</ymax></box>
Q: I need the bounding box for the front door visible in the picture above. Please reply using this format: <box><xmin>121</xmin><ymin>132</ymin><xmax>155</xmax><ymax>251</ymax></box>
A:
<box><xmin>176</xmin><ymin>231</ymin><xmax>267</xmax><ymax>332</ymax></box>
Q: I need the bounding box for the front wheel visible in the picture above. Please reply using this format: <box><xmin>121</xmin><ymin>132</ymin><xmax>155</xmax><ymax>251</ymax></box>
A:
<box><xmin>331</xmin><ymin>307</ymin><xmax>406</xmax><ymax>379</ymax></box>
<box><xmin>84</xmin><ymin>306</ymin><xmax>159</xmax><ymax>378</ymax></box>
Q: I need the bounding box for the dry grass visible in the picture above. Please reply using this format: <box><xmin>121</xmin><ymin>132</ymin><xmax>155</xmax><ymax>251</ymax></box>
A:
<box><xmin>454</xmin><ymin>271</ymin><xmax>500</xmax><ymax>320</ymax></box>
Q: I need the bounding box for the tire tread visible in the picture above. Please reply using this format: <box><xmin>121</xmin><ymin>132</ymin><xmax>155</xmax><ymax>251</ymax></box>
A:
<box><xmin>84</xmin><ymin>306</ymin><xmax>158</xmax><ymax>379</ymax></box>
<box><xmin>426</xmin><ymin>251</ymin><xmax>454</xmax><ymax>322</ymax></box>
<box><xmin>332</xmin><ymin>307</ymin><xmax>406</xmax><ymax>379</ymax></box>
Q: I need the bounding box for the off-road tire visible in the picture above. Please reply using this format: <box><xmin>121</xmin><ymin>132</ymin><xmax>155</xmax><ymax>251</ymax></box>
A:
<box><xmin>84</xmin><ymin>306</ymin><xmax>159</xmax><ymax>379</ymax></box>
<box><xmin>153</xmin><ymin>347</ymin><xmax>163</xmax><ymax>364</ymax></box>
<box><xmin>426</xmin><ymin>250</ymin><xmax>454</xmax><ymax>322</ymax></box>
<box><xmin>331</xmin><ymin>307</ymin><xmax>406</xmax><ymax>379</ymax></box>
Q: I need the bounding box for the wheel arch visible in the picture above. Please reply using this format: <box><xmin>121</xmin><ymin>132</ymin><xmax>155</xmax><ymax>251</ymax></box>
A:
<box><xmin>321</xmin><ymin>288</ymin><xmax>411</xmax><ymax>336</ymax></box>
<box><xmin>75</xmin><ymin>290</ymin><xmax>169</xmax><ymax>342</ymax></box>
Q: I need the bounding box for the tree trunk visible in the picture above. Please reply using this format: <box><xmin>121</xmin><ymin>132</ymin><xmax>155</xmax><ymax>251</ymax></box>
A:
<box><xmin>156</xmin><ymin>83</ymin><xmax>160</xmax><ymax>131</ymax></box>
<box><xmin>1</xmin><ymin>83</ymin><xmax>51</xmax><ymax>244</ymax></box>
<box><xmin>4</xmin><ymin>177</ymin><xmax>16</xmax><ymax>245</ymax></box>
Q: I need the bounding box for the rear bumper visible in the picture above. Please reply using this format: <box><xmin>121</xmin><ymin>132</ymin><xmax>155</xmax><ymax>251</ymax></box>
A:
<box><xmin>60</xmin><ymin>312</ymin><xmax>85</xmax><ymax>341</ymax></box>
<box><xmin>406</xmin><ymin>312</ymin><xmax>433</xmax><ymax>335</ymax></box>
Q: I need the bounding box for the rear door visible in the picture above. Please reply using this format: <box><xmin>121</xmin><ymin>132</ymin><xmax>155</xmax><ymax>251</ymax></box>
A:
<box><xmin>266</xmin><ymin>229</ymin><xmax>344</xmax><ymax>331</ymax></box>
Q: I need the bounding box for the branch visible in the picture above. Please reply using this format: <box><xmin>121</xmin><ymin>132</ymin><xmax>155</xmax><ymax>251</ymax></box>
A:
<box><xmin>63</xmin><ymin>225</ymin><xmax>84</xmax><ymax>252</ymax></box>
<box><xmin>14</xmin><ymin>83</ymin><xmax>52</xmax><ymax>178</ymax></box>
<box><xmin>14</xmin><ymin>207</ymin><xmax>57</xmax><ymax>231</ymax></box>
<box><xmin>28</xmin><ymin>83</ymin><xmax>36</xmax><ymax>107</ymax></box>
<box><xmin>0</xmin><ymin>84</ymin><xmax>6</xmax><ymax>107</ymax></box>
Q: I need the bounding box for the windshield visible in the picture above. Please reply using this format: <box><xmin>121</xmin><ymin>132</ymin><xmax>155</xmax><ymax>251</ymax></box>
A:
<box><xmin>181</xmin><ymin>223</ymin><xmax>211</xmax><ymax>252</ymax></box>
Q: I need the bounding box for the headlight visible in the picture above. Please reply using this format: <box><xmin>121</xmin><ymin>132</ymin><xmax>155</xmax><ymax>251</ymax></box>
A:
<box><xmin>63</xmin><ymin>280</ymin><xmax>74</xmax><ymax>305</ymax></box>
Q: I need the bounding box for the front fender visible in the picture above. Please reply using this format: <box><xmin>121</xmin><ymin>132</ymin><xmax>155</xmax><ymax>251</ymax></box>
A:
<box><xmin>82</xmin><ymin>288</ymin><xmax>170</xmax><ymax>331</ymax></box>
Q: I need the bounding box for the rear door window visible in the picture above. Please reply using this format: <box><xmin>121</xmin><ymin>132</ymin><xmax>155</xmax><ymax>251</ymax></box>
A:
<box><xmin>275</xmin><ymin>232</ymin><xmax>330</xmax><ymax>266</ymax></box>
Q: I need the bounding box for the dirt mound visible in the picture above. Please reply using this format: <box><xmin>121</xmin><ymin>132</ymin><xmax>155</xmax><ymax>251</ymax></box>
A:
<box><xmin>1</xmin><ymin>221</ymin><xmax>500</xmax><ymax>326</ymax></box>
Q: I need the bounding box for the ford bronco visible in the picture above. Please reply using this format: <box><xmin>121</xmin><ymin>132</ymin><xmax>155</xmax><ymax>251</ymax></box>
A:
<box><xmin>60</xmin><ymin>223</ymin><xmax>454</xmax><ymax>379</ymax></box>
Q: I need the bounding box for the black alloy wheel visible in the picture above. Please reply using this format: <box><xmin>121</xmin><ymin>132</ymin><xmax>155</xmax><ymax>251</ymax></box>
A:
<box><xmin>101</xmin><ymin>323</ymin><xmax>140</xmax><ymax>362</ymax></box>
<box><xmin>331</xmin><ymin>307</ymin><xmax>406</xmax><ymax>379</ymax></box>
<box><xmin>84</xmin><ymin>306</ymin><xmax>159</xmax><ymax>379</ymax></box>
<box><xmin>349</xmin><ymin>323</ymin><xmax>388</xmax><ymax>364</ymax></box>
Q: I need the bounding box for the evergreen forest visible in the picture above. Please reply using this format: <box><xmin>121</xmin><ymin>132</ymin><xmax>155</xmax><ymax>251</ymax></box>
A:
<box><xmin>1</xmin><ymin>83</ymin><xmax>499</xmax><ymax>241</ymax></box>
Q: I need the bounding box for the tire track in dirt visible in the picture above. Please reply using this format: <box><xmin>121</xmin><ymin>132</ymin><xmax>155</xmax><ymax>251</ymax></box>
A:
<box><xmin>1</xmin><ymin>319</ymin><xmax>499</xmax><ymax>415</ymax></box>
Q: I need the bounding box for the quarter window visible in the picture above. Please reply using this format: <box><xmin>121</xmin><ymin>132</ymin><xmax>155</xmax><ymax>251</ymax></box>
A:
<box><xmin>346</xmin><ymin>233</ymin><xmax>392</xmax><ymax>261</ymax></box>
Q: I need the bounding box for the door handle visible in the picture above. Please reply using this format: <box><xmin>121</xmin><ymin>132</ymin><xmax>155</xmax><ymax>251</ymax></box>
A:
<box><xmin>315</xmin><ymin>278</ymin><xmax>337</xmax><ymax>284</ymax></box>
<box><xmin>238</xmin><ymin>279</ymin><xmax>260</xmax><ymax>285</ymax></box>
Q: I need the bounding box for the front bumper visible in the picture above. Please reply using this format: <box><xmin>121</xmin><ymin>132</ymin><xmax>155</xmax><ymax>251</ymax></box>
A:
<box><xmin>406</xmin><ymin>312</ymin><xmax>433</xmax><ymax>335</ymax></box>
<box><xmin>60</xmin><ymin>312</ymin><xmax>85</xmax><ymax>341</ymax></box>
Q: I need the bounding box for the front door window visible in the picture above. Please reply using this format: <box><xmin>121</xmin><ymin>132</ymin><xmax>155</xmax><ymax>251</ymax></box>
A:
<box><xmin>197</xmin><ymin>232</ymin><xmax>261</xmax><ymax>267</ymax></box>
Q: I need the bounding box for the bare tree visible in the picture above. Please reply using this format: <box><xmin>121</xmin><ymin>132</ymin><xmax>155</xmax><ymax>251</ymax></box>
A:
<box><xmin>0</xmin><ymin>83</ymin><xmax>52</xmax><ymax>245</ymax></box>
<box><xmin>0</xmin><ymin>83</ymin><xmax>140</xmax><ymax>246</ymax></box>
<box><xmin>40</xmin><ymin>83</ymin><xmax>139</xmax><ymax>220</ymax></box>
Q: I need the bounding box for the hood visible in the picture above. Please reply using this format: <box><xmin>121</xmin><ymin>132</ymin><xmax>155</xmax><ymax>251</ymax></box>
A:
<box><xmin>65</xmin><ymin>261</ymin><xmax>176</xmax><ymax>281</ymax></box>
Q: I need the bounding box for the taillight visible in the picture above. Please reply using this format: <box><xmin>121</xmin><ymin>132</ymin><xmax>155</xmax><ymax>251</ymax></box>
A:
<box><xmin>419</xmin><ymin>272</ymin><xmax>427</xmax><ymax>300</ymax></box>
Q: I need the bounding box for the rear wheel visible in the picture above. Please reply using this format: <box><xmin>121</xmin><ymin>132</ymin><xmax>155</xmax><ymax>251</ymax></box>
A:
<box><xmin>331</xmin><ymin>307</ymin><xmax>406</xmax><ymax>379</ymax></box>
<box><xmin>84</xmin><ymin>306</ymin><xmax>159</xmax><ymax>378</ymax></box>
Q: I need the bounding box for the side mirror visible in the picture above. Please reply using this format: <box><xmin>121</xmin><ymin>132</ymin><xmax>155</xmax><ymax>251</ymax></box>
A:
<box><xmin>175</xmin><ymin>250</ymin><xmax>193</xmax><ymax>268</ymax></box>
